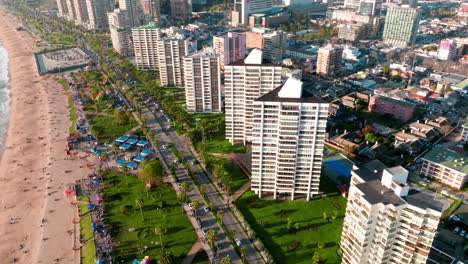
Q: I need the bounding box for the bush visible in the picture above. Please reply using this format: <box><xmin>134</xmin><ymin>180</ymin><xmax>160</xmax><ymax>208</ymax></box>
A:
<box><xmin>286</xmin><ymin>240</ymin><xmax>301</xmax><ymax>252</ymax></box>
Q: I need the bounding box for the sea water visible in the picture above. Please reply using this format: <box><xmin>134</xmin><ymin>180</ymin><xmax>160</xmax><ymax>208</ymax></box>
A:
<box><xmin>0</xmin><ymin>45</ymin><xmax>9</xmax><ymax>154</ymax></box>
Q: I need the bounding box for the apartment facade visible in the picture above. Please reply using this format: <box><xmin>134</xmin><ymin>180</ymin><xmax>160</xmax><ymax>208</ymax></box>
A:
<box><xmin>86</xmin><ymin>0</ymin><xmax>111</xmax><ymax>30</ymax></box>
<box><xmin>382</xmin><ymin>6</ymin><xmax>421</xmax><ymax>47</ymax></box>
<box><xmin>438</xmin><ymin>39</ymin><xmax>457</xmax><ymax>61</ymax></box>
<box><xmin>183</xmin><ymin>49</ymin><xmax>222</xmax><ymax>113</ymax></box>
<box><xmin>170</xmin><ymin>0</ymin><xmax>192</xmax><ymax>21</ymax></box>
<box><xmin>263</xmin><ymin>31</ymin><xmax>287</xmax><ymax>64</ymax></box>
<box><xmin>73</xmin><ymin>0</ymin><xmax>89</xmax><ymax>26</ymax></box>
<box><xmin>224</xmin><ymin>49</ymin><xmax>282</xmax><ymax>145</ymax></box>
<box><xmin>338</xmin><ymin>24</ymin><xmax>367</xmax><ymax>42</ymax></box>
<box><xmin>132</xmin><ymin>23</ymin><xmax>161</xmax><ymax>70</ymax></box>
<box><xmin>420</xmin><ymin>145</ymin><xmax>467</xmax><ymax>190</ymax></box>
<box><xmin>139</xmin><ymin>0</ymin><xmax>161</xmax><ymax>24</ymax></box>
<box><xmin>157</xmin><ymin>38</ymin><xmax>189</xmax><ymax>87</ymax></box>
<box><xmin>368</xmin><ymin>95</ymin><xmax>416</xmax><ymax>122</ymax></box>
<box><xmin>213</xmin><ymin>32</ymin><xmax>246</xmax><ymax>69</ymax></box>
<box><xmin>316</xmin><ymin>45</ymin><xmax>343</xmax><ymax>77</ymax></box>
<box><xmin>341</xmin><ymin>163</ymin><xmax>445</xmax><ymax>264</ymax></box>
<box><xmin>232</xmin><ymin>0</ymin><xmax>273</xmax><ymax>25</ymax></box>
<box><xmin>109</xmin><ymin>9</ymin><xmax>134</xmax><ymax>57</ymax></box>
<box><xmin>251</xmin><ymin>78</ymin><xmax>328</xmax><ymax>201</ymax></box>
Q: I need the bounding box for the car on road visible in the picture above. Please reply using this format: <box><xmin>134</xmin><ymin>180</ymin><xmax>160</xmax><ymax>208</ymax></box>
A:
<box><xmin>460</xmin><ymin>230</ymin><xmax>466</xmax><ymax>237</ymax></box>
<box><xmin>203</xmin><ymin>206</ymin><xmax>210</xmax><ymax>213</ymax></box>
<box><xmin>451</xmin><ymin>214</ymin><xmax>462</xmax><ymax>222</ymax></box>
<box><xmin>235</xmin><ymin>238</ymin><xmax>242</xmax><ymax>247</ymax></box>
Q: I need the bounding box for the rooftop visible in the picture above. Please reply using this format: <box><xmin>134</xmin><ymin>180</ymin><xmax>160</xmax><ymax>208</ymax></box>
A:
<box><xmin>135</xmin><ymin>22</ymin><xmax>159</xmax><ymax>30</ymax></box>
<box><xmin>186</xmin><ymin>48</ymin><xmax>217</xmax><ymax>58</ymax></box>
<box><xmin>256</xmin><ymin>80</ymin><xmax>325</xmax><ymax>104</ymax></box>
<box><xmin>422</xmin><ymin>144</ymin><xmax>468</xmax><ymax>174</ymax></box>
<box><xmin>357</xmin><ymin>180</ymin><xmax>407</xmax><ymax>206</ymax></box>
<box><xmin>404</xmin><ymin>188</ymin><xmax>447</xmax><ymax>212</ymax></box>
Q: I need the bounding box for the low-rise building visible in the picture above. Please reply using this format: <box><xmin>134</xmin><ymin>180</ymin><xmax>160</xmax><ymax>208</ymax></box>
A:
<box><xmin>420</xmin><ymin>144</ymin><xmax>467</xmax><ymax>190</ymax></box>
<box><xmin>409</xmin><ymin>121</ymin><xmax>438</xmax><ymax>140</ymax></box>
<box><xmin>338</xmin><ymin>23</ymin><xmax>367</xmax><ymax>42</ymax></box>
<box><xmin>462</xmin><ymin>120</ymin><xmax>468</xmax><ymax>142</ymax></box>
<box><xmin>368</xmin><ymin>95</ymin><xmax>416</xmax><ymax>122</ymax></box>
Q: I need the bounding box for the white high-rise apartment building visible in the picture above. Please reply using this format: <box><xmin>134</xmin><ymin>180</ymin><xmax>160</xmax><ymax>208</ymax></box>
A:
<box><xmin>234</xmin><ymin>0</ymin><xmax>273</xmax><ymax>25</ymax></box>
<box><xmin>157</xmin><ymin>38</ymin><xmax>189</xmax><ymax>87</ymax></box>
<box><xmin>86</xmin><ymin>0</ymin><xmax>111</xmax><ymax>30</ymax></box>
<box><xmin>57</xmin><ymin>0</ymin><xmax>69</xmax><ymax>17</ymax></box>
<box><xmin>183</xmin><ymin>49</ymin><xmax>222</xmax><ymax>113</ymax></box>
<box><xmin>224</xmin><ymin>49</ymin><xmax>282</xmax><ymax>145</ymax></box>
<box><xmin>251</xmin><ymin>78</ymin><xmax>329</xmax><ymax>201</ymax></box>
<box><xmin>383</xmin><ymin>5</ymin><xmax>421</xmax><ymax>47</ymax></box>
<box><xmin>65</xmin><ymin>0</ymin><xmax>77</xmax><ymax>20</ymax></box>
<box><xmin>73</xmin><ymin>0</ymin><xmax>89</xmax><ymax>25</ymax></box>
<box><xmin>109</xmin><ymin>9</ymin><xmax>134</xmax><ymax>56</ymax></box>
<box><xmin>213</xmin><ymin>31</ymin><xmax>246</xmax><ymax>69</ymax></box>
<box><xmin>132</xmin><ymin>23</ymin><xmax>161</xmax><ymax>70</ymax></box>
<box><xmin>340</xmin><ymin>162</ymin><xmax>447</xmax><ymax>264</ymax></box>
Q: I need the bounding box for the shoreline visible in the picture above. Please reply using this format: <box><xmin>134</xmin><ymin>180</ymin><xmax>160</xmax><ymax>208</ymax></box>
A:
<box><xmin>0</xmin><ymin>10</ymin><xmax>88</xmax><ymax>264</ymax></box>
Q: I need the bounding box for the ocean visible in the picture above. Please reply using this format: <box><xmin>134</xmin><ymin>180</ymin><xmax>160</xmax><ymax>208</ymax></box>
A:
<box><xmin>0</xmin><ymin>45</ymin><xmax>9</xmax><ymax>153</ymax></box>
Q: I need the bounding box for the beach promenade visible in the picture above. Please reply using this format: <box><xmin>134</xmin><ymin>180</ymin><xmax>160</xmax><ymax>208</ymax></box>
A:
<box><xmin>0</xmin><ymin>10</ymin><xmax>88</xmax><ymax>264</ymax></box>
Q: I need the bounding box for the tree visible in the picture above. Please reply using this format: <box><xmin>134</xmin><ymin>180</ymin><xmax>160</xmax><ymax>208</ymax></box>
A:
<box><xmin>154</xmin><ymin>226</ymin><xmax>165</xmax><ymax>249</ymax></box>
<box><xmin>135</xmin><ymin>198</ymin><xmax>144</xmax><ymax>221</ymax></box>
<box><xmin>331</xmin><ymin>211</ymin><xmax>338</xmax><ymax>223</ymax></box>
<box><xmin>382</xmin><ymin>64</ymin><xmax>390</xmax><ymax>75</ymax></box>
<box><xmin>208</xmin><ymin>202</ymin><xmax>215</xmax><ymax>211</ymax></box>
<box><xmin>200</xmin><ymin>185</ymin><xmax>206</xmax><ymax>196</ymax></box>
<box><xmin>217</xmin><ymin>210</ymin><xmax>225</xmax><ymax>224</ymax></box>
<box><xmin>90</xmin><ymin>124</ymin><xmax>104</xmax><ymax>138</ymax></box>
<box><xmin>317</xmin><ymin>242</ymin><xmax>325</xmax><ymax>249</ymax></box>
<box><xmin>220</xmin><ymin>256</ymin><xmax>232</xmax><ymax>264</ymax></box>
<box><xmin>138</xmin><ymin>160</ymin><xmax>165</xmax><ymax>186</ymax></box>
<box><xmin>361</xmin><ymin>124</ymin><xmax>375</xmax><ymax>136</ymax></box>
<box><xmin>180</xmin><ymin>182</ymin><xmax>189</xmax><ymax>195</ymax></box>
<box><xmin>312</xmin><ymin>251</ymin><xmax>325</xmax><ymax>264</ymax></box>
<box><xmin>190</xmin><ymin>200</ymin><xmax>200</xmax><ymax>217</ymax></box>
<box><xmin>177</xmin><ymin>192</ymin><xmax>186</xmax><ymax>210</ymax></box>
<box><xmin>114</xmin><ymin>108</ymin><xmax>129</xmax><ymax>125</ymax></box>
<box><xmin>240</xmin><ymin>247</ymin><xmax>247</xmax><ymax>263</ymax></box>
<box><xmin>206</xmin><ymin>229</ymin><xmax>217</xmax><ymax>251</ymax></box>
<box><xmin>100</xmin><ymin>152</ymin><xmax>108</xmax><ymax>161</ymax></box>
<box><xmin>365</xmin><ymin>133</ymin><xmax>378</xmax><ymax>144</ymax></box>
<box><xmin>323</xmin><ymin>212</ymin><xmax>329</xmax><ymax>223</ymax></box>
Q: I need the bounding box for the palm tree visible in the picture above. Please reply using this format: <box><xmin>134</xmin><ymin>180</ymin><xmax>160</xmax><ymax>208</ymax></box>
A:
<box><xmin>208</xmin><ymin>202</ymin><xmax>215</xmax><ymax>211</ymax></box>
<box><xmin>240</xmin><ymin>247</ymin><xmax>247</xmax><ymax>263</ymax></box>
<box><xmin>206</xmin><ymin>229</ymin><xmax>217</xmax><ymax>251</ymax></box>
<box><xmin>135</xmin><ymin>198</ymin><xmax>144</xmax><ymax>221</ymax></box>
<box><xmin>190</xmin><ymin>200</ymin><xmax>200</xmax><ymax>217</ymax></box>
<box><xmin>180</xmin><ymin>182</ymin><xmax>189</xmax><ymax>195</ymax></box>
<box><xmin>200</xmin><ymin>185</ymin><xmax>206</xmax><ymax>197</ymax></box>
<box><xmin>120</xmin><ymin>164</ymin><xmax>129</xmax><ymax>185</ymax></box>
<box><xmin>220</xmin><ymin>256</ymin><xmax>232</xmax><ymax>264</ymax></box>
<box><xmin>154</xmin><ymin>226</ymin><xmax>164</xmax><ymax>249</ymax></box>
<box><xmin>217</xmin><ymin>210</ymin><xmax>224</xmax><ymax>224</ymax></box>
<box><xmin>176</xmin><ymin>193</ymin><xmax>185</xmax><ymax>213</ymax></box>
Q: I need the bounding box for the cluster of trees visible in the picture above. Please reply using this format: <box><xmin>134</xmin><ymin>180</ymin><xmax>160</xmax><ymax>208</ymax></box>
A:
<box><xmin>138</xmin><ymin>159</ymin><xmax>165</xmax><ymax>186</ymax></box>
<box><xmin>297</xmin><ymin>25</ymin><xmax>336</xmax><ymax>42</ymax></box>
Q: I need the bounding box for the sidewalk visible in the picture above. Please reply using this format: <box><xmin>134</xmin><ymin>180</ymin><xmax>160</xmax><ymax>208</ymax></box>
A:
<box><xmin>181</xmin><ymin>241</ymin><xmax>203</xmax><ymax>264</ymax></box>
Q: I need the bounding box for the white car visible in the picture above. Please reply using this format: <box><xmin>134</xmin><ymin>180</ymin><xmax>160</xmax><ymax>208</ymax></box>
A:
<box><xmin>460</xmin><ymin>230</ymin><xmax>466</xmax><ymax>237</ymax></box>
<box><xmin>201</xmin><ymin>228</ymin><xmax>207</xmax><ymax>235</ymax></box>
<box><xmin>454</xmin><ymin>226</ymin><xmax>460</xmax><ymax>233</ymax></box>
<box><xmin>451</xmin><ymin>215</ymin><xmax>462</xmax><ymax>222</ymax></box>
<box><xmin>162</xmin><ymin>145</ymin><xmax>167</xmax><ymax>150</ymax></box>
<box><xmin>203</xmin><ymin>206</ymin><xmax>210</xmax><ymax>213</ymax></box>
<box><xmin>235</xmin><ymin>239</ymin><xmax>242</xmax><ymax>247</ymax></box>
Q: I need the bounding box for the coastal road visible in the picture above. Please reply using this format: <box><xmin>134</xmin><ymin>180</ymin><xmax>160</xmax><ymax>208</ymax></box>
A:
<box><xmin>144</xmin><ymin>102</ymin><xmax>265</xmax><ymax>264</ymax></box>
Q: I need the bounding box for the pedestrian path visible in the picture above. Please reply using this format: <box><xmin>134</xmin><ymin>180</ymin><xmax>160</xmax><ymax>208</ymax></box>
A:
<box><xmin>181</xmin><ymin>241</ymin><xmax>203</xmax><ymax>264</ymax></box>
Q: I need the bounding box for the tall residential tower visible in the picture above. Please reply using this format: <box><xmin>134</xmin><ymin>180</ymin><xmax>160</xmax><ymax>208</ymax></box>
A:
<box><xmin>383</xmin><ymin>5</ymin><xmax>421</xmax><ymax>47</ymax></box>
<box><xmin>251</xmin><ymin>78</ymin><xmax>329</xmax><ymax>200</ymax></box>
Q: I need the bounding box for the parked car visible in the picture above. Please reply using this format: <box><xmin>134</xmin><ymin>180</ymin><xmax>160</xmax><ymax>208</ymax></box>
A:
<box><xmin>162</xmin><ymin>145</ymin><xmax>167</xmax><ymax>150</ymax></box>
<box><xmin>203</xmin><ymin>206</ymin><xmax>210</xmax><ymax>213</ymax></box>
<box><xmin>201</xmin><ymin>228</ymin><xmax>207</xmax><ymax>235</ymax></box>
<box><xmin>460</xmin><ymin>230</ymin><xmax>466</xmax><ymax>237</ymax></box>
<box><xmin>454</xmin><ymin>226</ymin><xmax>460</xmax><ymax>233</ymax></box>
<box><xmin>235</xmin><ymin>238</ymin><xmax>242</xmax><ymax>247</ymax></box>
<box><xmin>451</xmin><ymin>214</ymin><xmax>462</xmax><ymax>222</ymax></box>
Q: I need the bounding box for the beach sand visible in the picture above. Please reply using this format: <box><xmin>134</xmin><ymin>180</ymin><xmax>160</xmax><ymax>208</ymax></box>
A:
<box><xmin>0</xmin><ymin>11</ymin><xmax>90</xmax><ymax>264</ymax></box>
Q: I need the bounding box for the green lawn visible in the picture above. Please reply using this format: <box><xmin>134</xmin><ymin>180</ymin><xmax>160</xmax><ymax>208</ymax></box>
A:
<box><xmin>90</xmin><ymin>115</ymin><xmax>137</xmax><ymax>142</ymax></box>
<box><xmin>102</xmin><ymin>172</ymin><xmax>196</xmax><ymax>262</ymax></box>
<box><xmin>210</xmin><ymin>156</ymin><xmax>248</xmax><ymax>194</ymax></box>
<box><xmin>81</xmin><ymin>240</ymin><xmax>96</xmax><ymax>264</ymax></box>
<box><xmin>199</xmin><ymin>135</ymin><xmax>247</xmax><ymax>154</ymax></box>
<box><xmin>78</xmin><ymin>196</ymin><xmax>90</xmax><ymax>216</ymax></box>
<box><xmin>191</xmin><ymin>249</ymin><xmax>209</xmax><ymax>264</ymax></box>
<box><xmin>80</xmin><ymin>215</ymin><xmax>94</xmax><ymax>241</ymax></box>
<box><xmin>235</xmin><ymin>181</ymin><xmax>346</xmax><ymax>264</ymax></box>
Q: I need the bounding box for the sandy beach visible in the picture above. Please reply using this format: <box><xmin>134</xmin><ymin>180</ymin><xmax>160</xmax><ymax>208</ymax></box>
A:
<box><xmin>0</xmin><ymin>10</ymin><xmax>90</xmax><ymax>264</ymax></box>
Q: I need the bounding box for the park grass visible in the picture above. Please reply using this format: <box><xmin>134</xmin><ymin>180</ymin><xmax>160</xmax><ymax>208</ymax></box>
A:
<box><xmin>235</xmin><ymin>179</ymin><xmax>346</xmax><ymax>264</ymax></box>
<box><xmin>55</xmin><ymin>78</ymin><xmax>77</xmax><ymax>133</ymax></box>
<box><xmin>200</xmin><ymin>135</ymin><xmax>247</xmax><ymax>154</ymax></box>
<box><xmin>210</xmin><ymin>156</ymin><xmax>248</xmax><ymax>194</ymax></box>
<box><xmin>89</xmin><ymin>115</ymin><xmax>137</xmax><ymax>143</ymax></box>
<box><xmin>78</xmin><ymin>196</ymin><xmax>90</xmax><ymax>216</ymax></box>
<box><xmin>80</xmin><ymin>215</ymin><xmax>94</xmax><ymax>241</ymax></box>
<box><xmin>441</xmin><ymin>198</ymin><xmax>462</xmax><ymax>220</ymax></box>
<box><xmin>102</xmin><ymin>172</ymin><xmax>196</xmax><ymax>263</ymax></box>
<box><xmin>191</xmin><ymin>249</ymin><xmax>209</xmax><ymax>264</ymax></box>
<box><xmin>81</xmin><ymin>240</ymin><xmax>96</xmax><ymax>264</ymax></box>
